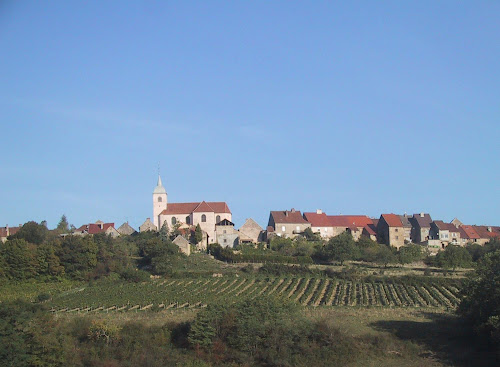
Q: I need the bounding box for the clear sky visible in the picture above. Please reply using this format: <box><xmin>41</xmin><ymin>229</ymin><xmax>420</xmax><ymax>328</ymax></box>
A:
<box><xmin>0</xmin><ymin>1</ymin><xmax>498</xmax><ymax>230</ymax></box>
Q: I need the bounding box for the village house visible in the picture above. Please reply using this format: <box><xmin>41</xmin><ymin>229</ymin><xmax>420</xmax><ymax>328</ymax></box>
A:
<box><xmin>409</xmin><ymin>213</ymin><xmax>433</xmax><ymax>243</ymax></box>
<box><xmin>471</xmin><ymin>225</ymin><xmax>500</xmax><ymax>245</ymax></box>
<box><xmin>267</xmin><ymin>209</ymin><xmax>310</xmax><ymax>239</ymax></box>
<box><xmin>216</xmin><ymin>219</ymin><xmax>239</xmax><ymax>248</ymax></box>
<box><xmin>117</xmin><ymin>222</ymin><xmax>137</xmax><ymax>236</ymax></box>
<box><xmin>172</xmin><ymin>235</ymin><xmax>191</xmax><ymax>256</ymax></box>
<box><xmin>377</xmin><ymin>214</ymin><xmax>405</xmax><ymax>248</ymax></box>
<box><xmin>458</xmin><ymin>225</ymin><xmax>481</xmax><ymax>245</ymax></box>
<box><xmin>238</xmin><ymin>218</ymin><xmax>264</xmax><ymax>244</ymax></box>
<box><xmin>73</xmin><ymin>220</ymin><xmax>120</xmax><ymax>238</ymax></box>
<box><xmin>398</xmin><ymin>214</ymin><xmax>412</xmax><ymax>243</ymax></box>
<box><xmin>303</xmin><ymin>210</ymin><xmax>374</xmax><ymax>241</ymax></box>
<box><xmin>139</xmin><ymin>218</ymin><xmax>157</xmax><ymax>232</ymax></box>
<box><xmin>429</xmin><ymin>220</ymin><xmax>461</xmax><ymax>247</ymax></box>
<box><xmin>0</xmin><ymin>225</ymin><xmax>21</xmax><ymax>243</ymax></box>
<box><xmin>152</xmin><ymin>175</ymin><xmax>232</xmax><ymax>247</ymax></box>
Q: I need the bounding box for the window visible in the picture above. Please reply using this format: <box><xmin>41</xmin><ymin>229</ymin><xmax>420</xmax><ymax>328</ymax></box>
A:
<box><xmin>223</xmin><ymin>230</ymin><xmax>226</xmax><ymax>234</ymax></box>
<box><xmin>324</xmin><ymin>228</ymin><xmax>327</xmax><ymax>232</ymax></box>
<box><xmin>282</xmin><ymin>226</ymin><xmax>286</xmax><ymax>232</ymax></box>
<box><xmin>171</xmin><ymin>217</ymin><xmax>176</xmax><ymax>225</ymax></box>
<box><xmin>296</xmin><ymin>226</ymin><xmax>300</xmax><ymax>231</ymax></box>
<box><xmin>216</xmin><ymin>215</ymin><xmax>221</xmax><ymax>223</ymax></box>
<box><xmin>395</xmin><ymin>236</ymin><xmax>399</xmax><ymax>240</ymax></box>
<box><xmin>158</xmin><ymin>197</ymin><xmax>162</xmax><ymax>202</ymax></box>
<box><xmin>224</xmin><ymin>239</ymin><xmax>227</xmax><ymax>243</ymax></box>
<box><xmin>395</xmin><ymin>228</ymin><xmax>398</xmax><ymax>232</ymax></box>
<box><xmin>201</xmin><ymin>214</ymin><xmax>206</xmax><ymax>222</ymax></box>
<box><xmin>186</xmin><ymin>216</ymin><xmax>190</xmax><ymax>225</ymax></box>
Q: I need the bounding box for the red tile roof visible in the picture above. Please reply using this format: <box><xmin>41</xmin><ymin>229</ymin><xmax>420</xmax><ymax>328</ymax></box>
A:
<box><xmin>473</xmin><ymin>225</ymin><xmax>500</xmax><ymax>239</ymax></box>
<box><xmin>160</xmin><ymin>202</ymin><xmax>231</xmax><ymax>215</ymax></box>
<box><xmin>303</xmin><ymin>212</ymin><xmax>331</xmax><ymax>227</ymax></box>
<box><xmin>270</xmin><ymin>210</ymin><xmax>308</xmax><ymax>224</ymax></box>
<box><xmin>76</xmin><ymin>223</ymin><xmax>115</xmax><ymax>234</ymax></box>
<box><xmin>381</xmin><ymin>214</ymin><xmax>403</xmax><ymax>227</ymax></box>
<box><xmin>328</xmin><ymin>215</ymin><xmax>373</xmax><ymax>228</ymax></box>
<box><xmin>363</xmin><ymin>224</ymin><xmax>377</xmax><ymax>236</ymax></box>
<box><xmin>460</xmin><ymin>225</ymin><xmax>480</xmax><ymax>239</ymax></box>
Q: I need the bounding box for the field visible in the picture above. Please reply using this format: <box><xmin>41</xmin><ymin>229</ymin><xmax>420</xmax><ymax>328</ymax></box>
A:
<box><xmin>47</xmin><ymin>275</ymin><xmax>461</xmax><ymax>313</ymax></box>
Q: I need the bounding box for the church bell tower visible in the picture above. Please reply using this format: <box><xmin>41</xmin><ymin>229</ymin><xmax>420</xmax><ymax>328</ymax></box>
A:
<box><xmin>153</xmin><ymin>175</ymin><xmax>167</xmax><ymax>228</ymax></box>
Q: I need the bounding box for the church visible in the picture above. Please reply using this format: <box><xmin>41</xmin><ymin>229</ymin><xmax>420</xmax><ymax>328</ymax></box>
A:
<box><xmin>152</xmin><ymin>175</ymin><xmax>232</xmax><ymax>246</ymax></box>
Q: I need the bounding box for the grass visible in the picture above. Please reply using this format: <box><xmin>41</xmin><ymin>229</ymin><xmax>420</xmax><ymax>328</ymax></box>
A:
<box><xmin>0</xmin><ymin>278</ymin><xmax>81</xmax><ymax>303</ymax></box>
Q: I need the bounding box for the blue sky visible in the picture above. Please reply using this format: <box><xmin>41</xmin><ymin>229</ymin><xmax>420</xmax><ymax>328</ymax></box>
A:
<box><xmin>0</xmin><ymin>1</ymin><xmax>498</xmax><ymax>230</ymax></box>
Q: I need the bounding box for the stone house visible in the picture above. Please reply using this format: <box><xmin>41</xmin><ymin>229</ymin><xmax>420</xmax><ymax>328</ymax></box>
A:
<box><xmin>173</xmin><ymin>235</ymin><xmax>191</xmax><ymax>256</ymax></box>
<box><xmin>361</xmin><ymin>224</ymin><xmax>378</xmax><ymax>241</ymax></box>
<box><xmin>398</xmin><ymin>214</ymin><xmax>412</xmax><ymax>243</ymax></box>
<box><xmin>152</xmin><ymin>175</ymin><xmax>231</xmax><ymax>247</ymax></box>
<box><xmin>303</xmin><ymin>210</ymin><xmax>335</xmax><ymax>238</ymax></box>
<box><xmin>0</xmin><ymin>225</ymin><xmax>21</xmax><ymax>243</ymax></box>
<box><xmin>268</xmin><ymin>209</ymin><xmax>310</xmax><ymax>238</ymax></box>
<box><xmin>117</xmin><ymin>222</ymin><xmax>137</xmax><ymax>236</ymax></box>
<box><xmin>409</xmin><ymin>213</ymin><xmax>433</xmax><ymax>243</ymax></box>
<box><xmin>471</xmin><ymin>225</ymin><xmax>500</xmax><ymax>245</ymax></box>
<box><xmin>73</xmin><ymin>221</ymin><xmax>120</xmax><ymax>238</ymax></box>
<box><xmin>328</xmin><ymin>215</ymin><xmax>374</xmax><ymax>241</ymax></box>
<box><xmin>430</xmin><ymin>220</ymin><xmax>461</xmax><ymax>247</ymax></box>
<box><xmin>216</xmin><ymin>219</ymin><xmax>239</xmax><ymax>248</ymax></box>
<box><xmin>377</xmin><ymin>214</ymin><xmax>405</xmax><ymax>249</ymax></box>
<box><xmin>238</xmin><ymin>218</ymin><xmax>264</xmax><ymax>243</ymax></box>
<box><xmin>139</xmin><ymin>218</ymin><xmax>157</xmax><ymax>232</ymax></box>
<box><xmin>458</xmin><ymin>225</ymin><xmax>481</xmax><ymax>245</ymax></box>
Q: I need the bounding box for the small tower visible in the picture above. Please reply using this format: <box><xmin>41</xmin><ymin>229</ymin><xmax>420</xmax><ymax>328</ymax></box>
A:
<box><xmin>153</xmin><ymin>175</ymin><xmax>167</xmax><ymax>228</ymax></box>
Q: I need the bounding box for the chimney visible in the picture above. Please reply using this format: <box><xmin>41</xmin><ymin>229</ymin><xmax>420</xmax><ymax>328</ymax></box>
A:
<box><xmin>488</xmin><ymin>226</ymin><xmax>492</xmax><ymax>232</ymax></box>
<box><xmin>285</xmin><ymin>211</ymin><xmax>289</xmax><ymax>217</ymax></box>
<box><xmin>316</xmin><ymin>209</ymin><xmax>322</xmax><ymax>214</ymax></box>
<box><xmin>420</xmin><ymin>213</ymin><xmax>424</xmax><ymax>218</ymax></box>
<box><xmin>5</xmin><ymin>224</ymin><xmax>8</xmax><ymax>236</ymax></box>
<box><xmin>291</xmin><ymin>208</ymin><xmax>296</xmax><ymax>213</ymax></box>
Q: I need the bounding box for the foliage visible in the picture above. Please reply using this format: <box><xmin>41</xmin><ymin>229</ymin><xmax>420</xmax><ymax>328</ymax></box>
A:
<box><xmin>316</xmin><ymin>232</ymin><xmax>358</xmax><ymax>265</ymax></box>
<box><xmin>304</xmin><ymin>227</ymin><xmax>321</xmax><ymax>241</ymax></box>
<box><xmin>56</xmin><ymin>214</ymin><xmax>70</xmax><ymax>233</ymax></box>
<box><xmin>9</xmin><ymin>221</ymin><xmax>48</xmax><ymax>245</ymax></box>
<box><xmin>436</xmin><ymin>244</ymin><xmax>472</xmax><ymax>271</ymax></box>
<box><xmin>459</xmin><ymin>250</ymin><xmax>500</xmax><ymax>353</ymax></box>
<box><xmin>398</xmin><ymin>243</ymin><xmax>423</xmax><ymax>265</ymax></box>
<box><xmin>194</xmin><ymin>224</ymin><xmax>203</xmax><ymax>244</ymax></box>
<box><xmin>0</xmin><ymin>239</ymin><xmax>38</xmax><ymax>279</ymax></box>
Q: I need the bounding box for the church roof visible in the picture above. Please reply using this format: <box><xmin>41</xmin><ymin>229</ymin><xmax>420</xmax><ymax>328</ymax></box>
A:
<box><xmin>160</xmin><ymin>201</ymin><xmax>231</xmax><ymax>215</ymax></box>
<box><xmin>153</xmin><ymin>175</ymin><xmax>167</xmax><ymax>194</ymax></box>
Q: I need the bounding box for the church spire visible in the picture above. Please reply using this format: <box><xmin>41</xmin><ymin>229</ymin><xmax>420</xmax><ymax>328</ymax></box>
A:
<box><xmin>153</xmin><ymin>174</ymin><xmax>167</xmax><ymax>194</ymax></box>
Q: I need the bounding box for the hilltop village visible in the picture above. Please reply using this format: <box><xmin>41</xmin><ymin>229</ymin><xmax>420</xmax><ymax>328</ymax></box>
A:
<box><xmin>5</xmin><ymin>175</ymin><xmax>495</xmax><ymax>255</ymax></box>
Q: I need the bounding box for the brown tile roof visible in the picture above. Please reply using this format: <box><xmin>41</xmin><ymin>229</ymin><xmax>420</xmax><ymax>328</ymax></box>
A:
<box><xmin>271</xmin><ymin>210</ymin><xmax>308</xmax><ymax>224</ymax></box>
<box><xmin>398</xmin><ymin>215</ymin><xmax>412</xmax><ymax>228</ymax></box>
<box><xmin>75</xmin><ymin>223</ymin><xmax>115</xmax><ymax>234</ymax></box>
<box><xmin>433</xmin><ymin>221</ymin><xmax>460</xmax><ymax>233</ymax></box>
<box><xmin>303</xmin><ymin>212</ymin><xmax>331</xmax><ymax>227</ymax></box>
<box><xmin>411</xmin><ymin>213</ymin><xmax>433</xmax><ymax>228</ymax></box>
<box><xmin>0</xmin><ymin>226</ymin><xmax>20</xmax><ymax>238</ymax></box>
<box><xmin>381</xmin><ymin>214</ymin><xmax>403</xmax><ymax>227</ymax></box>
<box><xmin>161</xmin><ymin>202</ymin><xmax>231</xmax><ymax>215</ymax></box>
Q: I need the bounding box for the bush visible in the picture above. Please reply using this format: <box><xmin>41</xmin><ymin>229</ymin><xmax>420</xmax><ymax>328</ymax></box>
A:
<box><xmin>120</xmin><ymin>268</ymin><xmax>151</xmax><ymax>282</ymax></box>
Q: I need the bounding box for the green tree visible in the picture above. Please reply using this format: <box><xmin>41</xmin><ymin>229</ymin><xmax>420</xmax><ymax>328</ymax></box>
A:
<box><xmin>304</xmin><ymin>227</ymin><xmax>321</xmax><ymax>241</ymax></box>
<box><xmin>374</xmin><ymin>244</ymin><xmax>397</xmax><ymax>268</ymax></box>
<box><xmin>436</xmin><ymin>244</ymin><xmax>472</xmax><ymax>271</ymax></box>
<box><xmin>56</xmin><ymin>215</ymin><xmax>69</xmax><ymax>233</ymax></box>
<box><xmin>9</xmin><ymin>221</ymin><xmax>48</xmax><ymax>245</ymax></box>
<box><xmin>0</xmin><ymin>239</ymin><xmax>38</xmax><ymax>279</ymax></box>
<box><xmin>323</xmin><ymin>232</ymin><xmax>357</xmax><ymax>265</ymax></box>
<box><xmin>194</xmin><ymin>224</ymin><xmax>203</xmax><ymax>244</ymax></box>
<box><xmin>159</xmin><ymin>221</ymin><xmax>169</xmax><ymax>242</ymax></box>
<box><xmin>459</xmin><ymin>250</ymin><xmax>500</xmax><ymax>352</ymax></box>
<box><xmin>36</xmin><ymin>244</ymin><xmax>65</xmax><ymax>277</ymax></box>
<box><xmin>398</xmin><ymin>243</ymin><xmax>423</xmax><ymax>265</ymax></box>
<box><xmin>58</xmin><ymin>236</ymin><xmax>98</xmax><ymax>278</ymax></box>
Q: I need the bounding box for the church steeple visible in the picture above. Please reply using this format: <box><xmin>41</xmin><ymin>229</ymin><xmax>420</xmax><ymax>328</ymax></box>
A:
<box><xmin>153</xmin><ymin>174</ymin><xmax>167</xmax><ymax>228</ymax></box>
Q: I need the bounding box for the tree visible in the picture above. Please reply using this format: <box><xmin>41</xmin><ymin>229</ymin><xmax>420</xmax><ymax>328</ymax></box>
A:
<box><xmin>9</xmin><ymin>221</ymin><xmax>48</xmax><ymax>245</ymax></box>
<box><xmin>374</xmin><ymin>245</ymin><xmax>397</xmax><ymax>267</ymax></box>
<box><xmin>0</xmin><ymin>239</ymin><xmax>38</xmax><ymax>279</ymax></box>
<box><xmin>56</xmin><ymin>215</ymin><xmax>69</xmax><ymax>233</ymax></box>
<box><xmin>398</xmin><ymin>244</ymin><xmax>423</xmax><ymax>265</ymax></box>
<box><xmin>459</xmin><ymin>250</ymin><xmax>500</xmax><ymax>352</ymax></box>
<box><xmin>323</xmin><ymin>232</ymin><xmax>357</xmax><ymax>265</ymax></box>
<box><xmin>194</xmin><ymin>224</ymin><xmax>203</xmax><ymax>244</ymax></box>
<box><xmin>436</xmin><ymin>244</ymin><xmax>472</xmax><ymax>271</ymax></box>
<box><xmin>304</xmin><ymin>227</ymin><xmax>320</xmax><ymax>241</ymax></box>
<box><xmin>159</xmin><ymin>221</ymin><xmax>169</xmax><ymax>242</ymax></box>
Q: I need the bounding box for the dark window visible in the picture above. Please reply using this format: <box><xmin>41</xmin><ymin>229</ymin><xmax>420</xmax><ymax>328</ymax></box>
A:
<box><xmin>186</xmin><ymin>216</ymin><xmax>190</xmax><ymax>224</ymax></box>
<box><xmin>201</xmin><ymin>214</ymin><xmax>206</xmax><ymax>222</ymax></box>
<box><xmin>171</xmin><ymin>217</ymin><xmax>176</xmax><ymax>225</ymax></box>
<box><xmin>158</xmin><ymin>197</ymin><xmax>162</xmax><ymax>202</ymax></box>
<box><xmin>216</xmin><ymin>215</ymin><xmax>221</xmax><ymax>223</ymax></box>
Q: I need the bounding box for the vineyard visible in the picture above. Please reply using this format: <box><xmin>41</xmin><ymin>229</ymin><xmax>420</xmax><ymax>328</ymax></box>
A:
<box><xmin>49</xmin><ymin>276</ymin><xmax>462</xmax><ymax>313</ymax></box>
